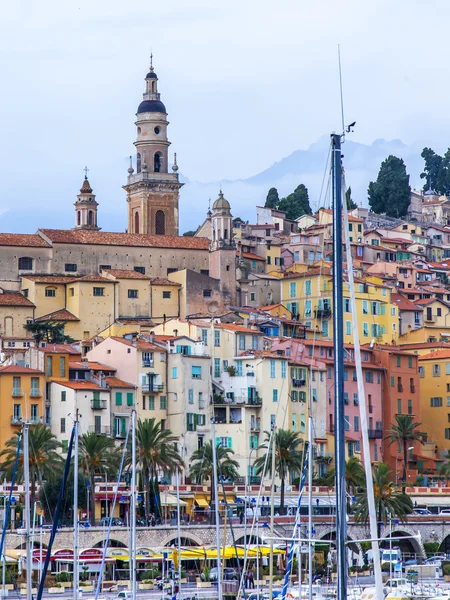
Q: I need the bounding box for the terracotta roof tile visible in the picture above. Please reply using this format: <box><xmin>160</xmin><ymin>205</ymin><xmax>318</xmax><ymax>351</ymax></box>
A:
<box><xmin>150</xmin><ymin>277</ymin><xmax>181</xmax><ymax>286</ymax></box>
<box><xmin>21</xmin><ymin>275</ymin><xmax>75</xmax><ymax>284</ymax></box>
<box><xmin>102</xmin><ymin>270</ymin><xmax>150</xmax><ymax>280</ymax></box>
<box><xmin>109</xmin><ymin>336</ymin><xmax>162</xmax><ymax>351</ymax></box>
<box><xmin>419</xmin><ymin>349</ymin><xmax>450</xmax><ymax>361</ymax></box>
<box><xmin>215</xmin><ymin>323</ymin><xmax>263</xmax><ymax>334</ymax></box>
<box><xmin>68</xmin><ymin>361</ymin><xmax>89</xmax><ymax>369</ymax></box>
<box><xmin>38</xmin><ymin>344</ymin><xmax>80</xmax><ymax>355</ymax></box>
<box><xmin>237</xmin><ymin>251</ymin><xmax>265</xmax><ymax>261</ymax></box>
<box><xmin>60</xmin><ymin>380</ymin><xmax>103</xmax><ymax>391</ymax></box>
<box><xmin>38</xmin><ymin>229</ymin><xmax>210</xmax><ymax>250</ymax></box>
<box><xmin>0</xmin><ymin>234</ymin><xmax>50</xmax><ymax>248</ymax></box>
<box><xmin>0</xmin><ymin>365</ymin><xmax>44</xmax><ymax>374</ymax></box>
<box><xmin>67</xmin><ymin>274</ymin><xmax>115</xmax><ymax>283</ymax></box>
<box><xmin>391</xmin><ymin>293</ymin><xmax>420</xmax><ymax>312</ymax></box>
<box><xmin>36</xmin><ymin>309</ymin><xmax>79</xmax><ymax>322</ymax></box>
<box><xmin>105</xmin><ymin>376</ymin><xmax>136</xmax><ymax>389</ymax></box>
<box><xmin>86</xmin><ymin>361</ymin><xmax>116</xmax><ymax>371</ymax></box>
<box><xmin>0</xmin><ymin>292</ymin><xmax>35</xmax><ymax>307</ymax></box>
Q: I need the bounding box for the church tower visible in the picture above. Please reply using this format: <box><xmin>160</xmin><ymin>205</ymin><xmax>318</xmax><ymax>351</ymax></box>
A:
<box><xmin>74</xmin><ymin>170</ymin><xmax>100</xmax><ymax>230</ymax></box>
<box><xmin>209</xmin><ymin>191</ymin><xmax>236</xmax><ymax>305</ymax></box>
<box><xmin>124</xmin><ymin>57</ymin><xmax>183</xmax><ymax>236</ymax></box>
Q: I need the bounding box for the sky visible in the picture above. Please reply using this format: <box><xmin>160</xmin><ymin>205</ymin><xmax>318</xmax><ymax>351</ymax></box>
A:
<box><xmin>2</xmin><ymin>0</ymin><xmax>450</xmax><ymax>233</ymax></box>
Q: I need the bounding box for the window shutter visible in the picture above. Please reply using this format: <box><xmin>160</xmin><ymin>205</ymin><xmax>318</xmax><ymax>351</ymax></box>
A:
<box><xmin>116</xmin><ymin>392</ymin><xmax>122</xmax><ymax>406</ymax></box>
<box><xmin>228</xmin><ymin>437</ymin><xmax>232</xmax><ymax>449</ymax></box>
<box><xmin>176</xmin><ymin>345</ymin><xmax>181</xmax><ymax>353</ymax></box>
<box><xmin>126</xmin><ymin>393</ymin><xmax>133</xmax><ymax>406</ymax></box>
<box><xmin>216</xmin><ymin>437</ymin><xmax>220</xmax><ymax>448</ymax></box>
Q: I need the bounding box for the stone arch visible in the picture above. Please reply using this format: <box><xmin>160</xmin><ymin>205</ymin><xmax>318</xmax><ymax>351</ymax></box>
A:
<box><xmin>134</xmin><ymin>211</ymin><xmax>140</xmax><ymax>234</ymax></box>
<box><xmin>235</xmin><ymin>534</ymin><xmax>264</xmax><ymax>545</ymax></box>
<box><xmin>154</xmin><ymin>152</ymin><xmax>162</xmax><ymax>173</ymax></box>
<box><xmin>137</xmin><ymin>153</ymin><xmax>141</xmax><ymax>173</ymax></box>
<box><xmin>160</xmin><ymin>532</ymin><xmax>203</xmax><ymax>547</ymax></box>
<box><xmin>319</xmin><ymin>529</ymin><xmax>361</xmax><ymax>557</ymax></box>
<box><xmin>382</xmin><ymin>529</ymin><xmax>423</xmax><ymax>559</ymax></box>
<box><xmin>77</xmin><ymin>211</ymin><xmax>81</xmax><ymax>226</ymax></box>
<box><xmin>163</xmin><ymin>536</ymin><xmax>200</xmax><ymax>547</ymax></box>
<box><xmin>92</xmin><ymin>538</ymin><xmax>127</xmax><ymax>548</ymax></box>
<box><xmin>15</xmin><ymin>541</ymin><xmax>48</xmax><ymax>549</ymax></box>
<box><xmin>4</xmin><ymin>316</ymin><xmax>13</xmax><ymax>337</ymax></box>
<box><xmin>155</xmin><ymin>210</ymin><xmax>165</xmax><ymax>235</ymax></box>
<box><xmin>88</xmin><ymin>210</ymin><xmax>94</xmax><ymax>226</ymax></box>
<box><xmin>439</xmin><ymin>533</ymin><xmax>450</xmax><ymax>555</ymax></box>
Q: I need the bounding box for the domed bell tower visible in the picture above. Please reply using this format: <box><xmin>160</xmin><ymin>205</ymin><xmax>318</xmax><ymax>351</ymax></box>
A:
<box><xmin>74</xmin><ymin>169</ymin><xmax>100</xmax><ymax>230</ymax></box>
<box><xmin>124</xmin><ymin>57</ymin><xmax>183</xmax><ymax>236</ymax></box>
<box><xmin>209</xmin><ymin>190</ymin><xmax>236</xmax><ymax>305</ymax></box>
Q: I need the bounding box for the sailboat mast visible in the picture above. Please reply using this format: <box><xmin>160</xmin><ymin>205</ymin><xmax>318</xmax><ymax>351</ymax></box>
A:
<box><xmin>23</xmin><ymin>422</ymin><xmax>32</xmax><ymax>600</ymax></box>
<box><xmin>73</xmin><ymin>411</ymin><xmax>79</xmax><ymax>600</ymax></box>
<box><xmin>131</xmin><ymin>409</ymin><xmax>137</xmax><ymax>600</ymax></box>
<box><xmin>331</xmin><ymin>132</ymin><xmax>347</xmax><ymax>600</ymax></box>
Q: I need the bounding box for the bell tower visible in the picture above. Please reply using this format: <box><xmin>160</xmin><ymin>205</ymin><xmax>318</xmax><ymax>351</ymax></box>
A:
<box><xmin>209</xmin><ymin>190</ymin><xmax>236</xmax><ymax>305</ymax></box>
<box><xmin>124</xmin><ymin>57</ymin><xmax>183</xmax><ymax>236</ymax></box>
<box><xmin>74</xmin><ymin>168</ymin><xmax>100</xmax><ymax>230</ymax></box>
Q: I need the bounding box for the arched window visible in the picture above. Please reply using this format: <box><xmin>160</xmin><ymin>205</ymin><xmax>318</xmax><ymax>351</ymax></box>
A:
<box><xmin>224</xmin><ymin>228</ymin><xmax>228</xmax><ymax>240</ymax></box>
<box><xmin>18</xmin><ymin>257</ymin><xmax>33</xmax><ymax>270</ymax></box>
<box><xmin>77</xmin><ymin>211</ymin><xmax>81</xmax><ymax>226</ymax></box>
<box><xmin>155</xmin><ymin>210</ymin><xmax>165</xmax><ymax>235</ymax></box>
<box><xmin>137</xmin><ymin>153</ymin><xmax>141</xmax><ymax>173</ymax></box>
<box><xmin>134</xmin><ymin>211</ymin><xmax>140</xmax><ymax>234</ymax></box>
<box><xmin>154</xmin><ymin>152</ymin><xmax>162</xmax><ymax>173</ymax></box>
<box><xmin>151</xmin><ymin>81</ymin><xmax>156</xmax><ymax>93</ymax></box>
<box><xmin>88</xmin><ymin>211</ymin><xmax>94</xmax><ymax>226</ymax></box>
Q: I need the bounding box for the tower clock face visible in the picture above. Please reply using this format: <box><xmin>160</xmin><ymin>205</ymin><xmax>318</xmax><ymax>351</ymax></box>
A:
<box><xmin>154</xmin><ymin>126</ymin><xmax>160</xmax><ymax>134</ymax></box>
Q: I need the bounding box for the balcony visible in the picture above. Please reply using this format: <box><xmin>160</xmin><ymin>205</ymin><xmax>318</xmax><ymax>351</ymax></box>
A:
<box><xmin>291</xmin><ymin>378</ymin><xmax>306</xmax><ymax>388</ymax></box>
<box><xmin>314</xmin><ymin>308</ymin><xmax>332</xmax><ymax>319</ymax></box>
<box><xmin>142</xmin><ymin>360</ymin><xmax>154</xmax><ymax>368</ymax></box>
<box><xmin>12</xmin><ymin>388</ymin><xmax>23</xmax><ymax>398</ymax></box>
<box><xmin>213</xmin><ymin>395</ymin><xmax>262</xmax><ymax>406</ymax></box>
<box><xmin>30</xmin><ymin>388</ymin><xmax>43</xmax><ymax>398</ymax></box>
<box><xmin>410</xmin><ymin>385</ymin><xmax>416</xmax><ymax>393</ymax></box>
<box><xmin>398</xmin><ymin>384</ymin><xmax>403</xmax><ymax>392</ymax></box>
<box><xmin>142</xmin><ymin>383</ymin><xmax>164</xmax><ymax>393</ymax></box>
<box><xmin>368</xmin><ymin>429</ymin><xmax>383</xmax><ymax>439</ymax></box>
<box><xmin>247</xmin><ymin>396</ymin><xmax>262</xmax><ymax>406</ymax></box>
<box><xmin>248</xmin><ymin>476</ymin><xmax>261</xmax><ymax>486</ymax></box>
<box><xmin>88</xmin><ymin>425</ymin><xmax>111</xmax><ymax>435</ymax></box>
<box><xmin>11</xmin><ymin>415</ymin><xmax>22</xmax><ymax>425</ymax></box>
<box><xmin>91</xmin><ymin>399</ymin><xmax>107</xmax><ymax>410</ymax></box>
<box><xmin>29</xmin><ymin>417</ymin><xmax>43</xmax><ymax>425</ymax></box>
<box><xmin>250</xmin><ymin>422</ymin><xmax>261</xmax><ymax>432</ymax></box>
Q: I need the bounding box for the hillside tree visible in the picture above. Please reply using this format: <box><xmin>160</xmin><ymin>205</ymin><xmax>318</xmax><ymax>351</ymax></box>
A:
<box><xmin>420</xmin><ymin>148</ymin><xmax>444</xmax><ymax>193</ymax></box>
<box><xmin>278</xmin><ymin>184</ymin><xmax>312</xmax><ymax>220</ymax></box>
<box><xmin>368</xmin><ymin>155</ymin><xmax>411</xmax><ymax>217</ymax></box>
<box><xmin>265</xmin><ymin>187</ymin><xmax>279</xmax><ymax>209</ymax></box>
<box><xmin>346</xmin><ymin>186</ymin><xmax>357</xmax><ymax>210</ymax></box>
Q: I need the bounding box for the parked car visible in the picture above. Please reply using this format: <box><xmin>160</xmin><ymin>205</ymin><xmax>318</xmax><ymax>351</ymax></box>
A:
<box><xmin>99</xmin><ymin>517</ymin><xmax>124</xmax><ymax>527</ymax></box>
<box><xmin>424</xmin><ymin>556</ymin><xmax>446</xmax><ymax>564</ymax></box>
<box><xmin>439</xmin><ymin>509</ymin><xmax>450</xmax><ymax>516</ymax></box>
<box><xmin>413</xmin><ymin>508</ymin><xmax>432</xmax><ymax>516</ymax></box>
<box><xmin>202</xmin><ymin>567</ymin><xmax>237</xmax><ymax>581</ymax></box>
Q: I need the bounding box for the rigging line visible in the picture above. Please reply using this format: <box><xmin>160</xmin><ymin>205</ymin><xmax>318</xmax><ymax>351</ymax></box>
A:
<box><xmin>338</xmin><ymin>45</ymin><xmax>345</xmax><ymax>138</ymax></box>
<box><xmin>94</xmin><ymin>419</ymin><xmax>131</xmax><ymax>600</ymax></box>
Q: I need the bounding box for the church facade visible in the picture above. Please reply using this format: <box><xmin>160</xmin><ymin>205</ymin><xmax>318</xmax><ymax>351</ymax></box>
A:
<box><xmin>0</xmin><ymin>59</ymin><xmax>237</xmax><ymax>312</ymax></box>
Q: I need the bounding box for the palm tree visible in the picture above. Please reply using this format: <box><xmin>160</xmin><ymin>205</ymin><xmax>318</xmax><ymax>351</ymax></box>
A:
<box><xmin>254</xmin><ymin>429</ymin><xmax>304</xmax><ymax>515</ymax></box>
<box><xmin>189</xmin><ymin>441</ymin><xmax>239</xmax><ymax>512</ymax></box>
<box><xmin>79</xmin><ymin>432</ymin><xmax>120</xmax><ymax>525</ymax></box>
<box><xmin>346</xmin><ymin>456</ymin><xmax>365</xmax><ymax>496</ymax></box>
<box><xmin>131</xmin><ymin>418</ymin><xmax>183</xmax><ymax>521</ymax></box>
<box><xmin>354</xmin><ymin>462</ymin><xmax>413</xmax><ymax>538</ymax></box>
<box><xmin>385</xmin><ymin>414</ymin><xmax>423</xmax><ymax>490</ymax></box>
<box><xmin>439</xmin><ymin>451</ymin><xmax>450</xmax><ymax>483</ymax></box>
<box><xmin>0</xmin><ymin>424</ymin><xmax>63</xmax><ymax>508</ymax></box>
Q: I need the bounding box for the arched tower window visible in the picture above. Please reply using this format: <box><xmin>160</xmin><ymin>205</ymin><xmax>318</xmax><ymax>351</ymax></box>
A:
<box><xmin>77</xmin><ymin>211</ymin><xmax>81</xmax><ymax>226</ymax></box>
<box><xmin>88</xmin><ymin>210</ymin><xmax>94</xmax><ymax>226</ymax></box>
<box><xmin>154</xmin><ymin>152</ymin><xmax>162</xmax><ymax>173</ymax></box>
<box><xmin>151</xmin><ymin>81</ymin><xmax>156</xmax><ymax>93</ymax></box>
<box><xmin>155</xmin><ymin>210</ymin><xmax>166</xmax><ymax>235</ymax></box>
<box><xmin>137</xmin><ymin>153</ymin><xmax>141</xmax><ymax>173</ymax></box>
<box><xmin>224</xmin><ymin>228</ymin><xmax>228</xmax><ymax>239</ymax></box>
<box><xmin>134</xmin><ymin>211</ymin><xmax>140</xmax><ymax>234</ymax></box>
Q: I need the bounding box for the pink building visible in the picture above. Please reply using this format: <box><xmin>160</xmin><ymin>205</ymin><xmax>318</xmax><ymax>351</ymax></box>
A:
<box><xmin>272</xmin><ymin>339</ymin><xmax>385</xmax><ymax>464</ymax></box>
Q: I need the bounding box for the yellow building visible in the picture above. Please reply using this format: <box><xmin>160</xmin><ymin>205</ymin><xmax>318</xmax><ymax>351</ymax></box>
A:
<box><xmin>281</xmin><ymin>271</ymin><xmax>399</xmax><ymax>344</ymax></box>
<box><xmin>21</xmin><ymin>275</ymin><xmax>72</xmax><ymax>318</ymax></box>
<box><xmin>398</xmin><ymin>298</ymin><xmax>450</xmax><ymax>344</ymax></box>
<box><xmin>265</xmin><ymin>244</ymin><xmax>282</xmax><ymax>273</ymax></box>
<box><xmin>0</xmin><ymin>365</ymin><xmax>45</xmax><ymax>450</ymax></box>
<box><xmin>418</xmin><ymin>349</ymin><xmax>450</xmax><ymax>454</ymax></box>
<box><xmin>0</xmin><ymin>290</ymin><xmax>35</xmax><ymax>341</ymax></box>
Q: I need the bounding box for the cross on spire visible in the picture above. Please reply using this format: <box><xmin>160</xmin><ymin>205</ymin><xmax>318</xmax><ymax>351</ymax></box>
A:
<box><xmin>84</xmin><ymin>166</ymin><xmax>89</xmax><ymax>180</ymax></box>
<box><xmin>150</xmin><ymin>52</ymin><xmax>153</xmax><ymax>71</ymax></box>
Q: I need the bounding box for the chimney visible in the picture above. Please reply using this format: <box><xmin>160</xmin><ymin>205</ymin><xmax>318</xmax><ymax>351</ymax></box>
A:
<box><xmin>149</xmin><ymin>331</ymin><xmax>155</xmax><ymax>343</ymax></box>
<box><xmin>174</xmin><ymin>329</ymin><xmax>178</xmax><ymax>337</ymax></box>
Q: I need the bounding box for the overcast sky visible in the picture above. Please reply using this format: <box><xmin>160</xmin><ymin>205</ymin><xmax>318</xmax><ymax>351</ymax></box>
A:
<box><xmin>2</xmin><ymin>0</ymin><xmax>450</xmax><ymax>231</ymax></box>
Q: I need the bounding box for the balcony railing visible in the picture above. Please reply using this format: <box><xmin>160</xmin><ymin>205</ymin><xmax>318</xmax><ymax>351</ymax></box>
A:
<box><xmin>247</xmin><ymin>397</ymin><xmax>262</xmax><ymax>406</ymax></box>
<box><xmin>142</xmin><ymin>360</ymin><xmax>154</xmax><ymax>368</ymax></box>
<box><xmin>314</xmin><ymin>308</ymin><xmax>332</xmax><ymax>319</ymax></box>
<box><xmin>29</xmin><ymin>417</ymin><xmax>43</xmax><ymax>425</ymax></box>
<box><xmin>12</xmin><ymin>388</ymin><xmax>24</xmax><ymax>398</ymax></box>
<box><xmin>142</xmin><ymin>383</ymin><xmax>164</xmax><ymax>393</ymax></box>
<box><xmin>91</xmin><ymin>399</ymin><xmax>107</xmax><ymax>410</ymax></box>
<box><xmin>291</xmin><ymin>378</ymin><xmax>306</xmax><ymax>388</ymax></box>
<box><xmin>213</xmin><ymin>395</ymin><xmax>262</xmax><ymax>406</ymax></box>
<box><xmin>30</xmin><ymin>388</ymin><xmax>43</xmax><ymax>398</ymax></box>
<box><xmin>248</xmin><ymin>476</ymin><xmax>261</xmax><ymax>486</ymax></box>
<box><xmin>88</xmin><ymin>426</ymin><xmax>111</xmax><ymax>435</ymax></box>
<box><xmin>11</xmin><ymin>415</ymin><xmax>22</xmax><ymax>425</ymax></box>
<box><xmin>250</xmin><ymin>423</ymin><xmax>261</xmax><ymax>432</ymax></box>
<box><xmin>368</xmin><ymin>429</ymin><xmax>383</xmax><ymax>439</ymax></box>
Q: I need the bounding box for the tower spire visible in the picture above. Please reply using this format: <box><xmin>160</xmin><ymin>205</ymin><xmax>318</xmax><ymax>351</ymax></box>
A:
<box><xmin>150</xmin><ymin>52</ymin><xmax>153</xmax><ymax>71</ymax></box>
<box><xmin>74</xmin><ymin>169</ymin><xmax>99</xmax><ymax>230</ymax></box>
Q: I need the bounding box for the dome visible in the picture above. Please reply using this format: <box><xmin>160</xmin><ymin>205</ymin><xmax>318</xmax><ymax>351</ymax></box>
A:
<box><xmin>137</xmin><ymin>100</ymin><xmax>167</xmax><ymax>114</ymax></box>
<box><xmin>146</xmin><ymin>72</ymin><xmax>158</xmax><ymax>79</ymax></box>
<box><xmin>212</xmin><ymin>191</ymin><xmax>230</xmax><ymax>210</ymax></box>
